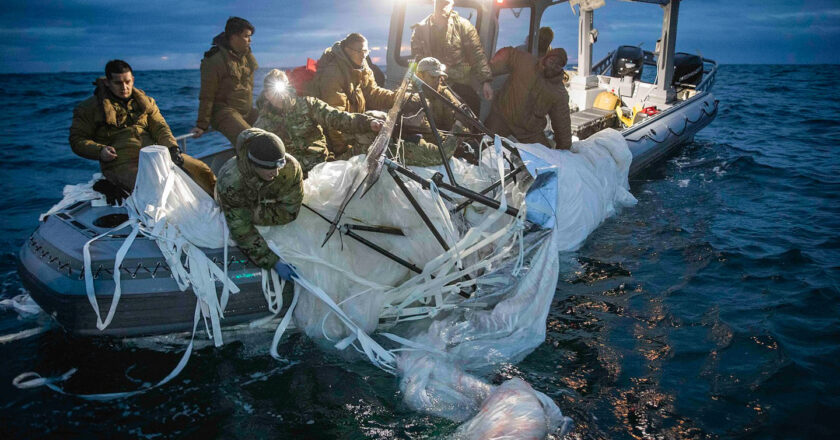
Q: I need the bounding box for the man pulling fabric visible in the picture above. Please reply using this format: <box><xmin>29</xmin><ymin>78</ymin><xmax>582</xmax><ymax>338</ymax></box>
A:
<box><xmin>486</xmin><ymin>47</ymin><xmax>572</xmax><ymax>149</ymax></box>
<box><xmin>215</xmin><ymin>128</ymin><xmax>304</xmax><ymax>279</ymax></box>
<box><xmin>255</xmin><ymin>69</ymin><xmax>383</xmax><ymax>176</ymax></box>
<box><xmin>306</xmin><ymin>33</ymin><xmax>396</xmax><ymax>157</ymax></box>
<box><xmin>69</xmin><ymin>59</ymin><xmax>216</xmax><ymax>196</ymax></box>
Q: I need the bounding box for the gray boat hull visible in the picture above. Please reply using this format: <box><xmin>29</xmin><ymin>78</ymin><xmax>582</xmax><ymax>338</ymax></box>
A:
<box><xmin>17</xmin><ymin>91</ymin><xmax>717</xmax><ymax>338</ymax></box>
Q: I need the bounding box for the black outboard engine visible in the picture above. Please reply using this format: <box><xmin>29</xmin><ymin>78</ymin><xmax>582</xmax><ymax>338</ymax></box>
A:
<box><xmin>610</xmin><ymin>45</ymin><xmax>644</xmax><ymax>80</ymax></box>
<box><xmin>672</xmin><ymin>52</ymin><xmax>703</xmax><ymax>87</ymax></box>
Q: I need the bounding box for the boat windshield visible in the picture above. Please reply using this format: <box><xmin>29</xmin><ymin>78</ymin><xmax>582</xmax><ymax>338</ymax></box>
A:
<box><xmin>496</xmin><ymin>6</ymin><xmax>532</xmax><ymax>53</ymax></box>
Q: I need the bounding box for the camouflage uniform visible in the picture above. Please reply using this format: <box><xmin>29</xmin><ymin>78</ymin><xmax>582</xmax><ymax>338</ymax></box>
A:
<box><xmin>254</xmin><ymin>95</ymin><xmax>376</xmax><ymax>174</ymax></box>
<box><xmin>411</xmin><ymin>11</ymin><xmax>493</xmax><ymax>86</ymax></box>
<box><xmin>215</xmin><ymin>129</ymin><xmax>304</xmax><ymax>269</ymax></box>
<box><xmin>70</xmin><ymin>78</ymin><xmax>216</xmax><ymax>194</ymax></box>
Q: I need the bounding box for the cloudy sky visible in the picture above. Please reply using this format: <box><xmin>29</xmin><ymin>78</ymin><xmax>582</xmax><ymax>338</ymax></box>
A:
<box><xmin>0</xmin><ymin>0</ymin><xmax>837</xmax><ymax>74</ymax></box>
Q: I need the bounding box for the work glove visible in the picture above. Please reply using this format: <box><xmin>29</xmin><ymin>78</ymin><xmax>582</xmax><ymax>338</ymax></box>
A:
<box><xmin>273</xmin><ymin>260</ymin><xmax>297</xmax><ymax>282</ymax></box>
<box><xmin>92</xmin><ymin>179</ymin><xmax>130</xmax><ymax>206</ymax></box>
<box><xmin>168</xmin><ymin>146</ymin><xmax>185</xmax><ymax>167</ymax></box>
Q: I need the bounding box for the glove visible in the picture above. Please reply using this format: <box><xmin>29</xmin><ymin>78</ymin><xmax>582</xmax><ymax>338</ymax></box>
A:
<box><xmin>273</xmin><ymin>261</ymin><xmax>297</xmax><ymax>281</ymax></box>
<box><xmin>92</xmin><ymin>179</ymin><xmax>130</xmax><ymax>206</ymax></box>
<box><xmin>168</xmin><ymin>146</ymin><xmax>185</xmax><ymax>167</ymax></box>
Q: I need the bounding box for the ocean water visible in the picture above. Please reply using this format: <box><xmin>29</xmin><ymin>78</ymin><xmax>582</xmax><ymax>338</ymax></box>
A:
<box><xmin>0</xmin><ymin>65</ymin><xmax>838</xmax><ymax>439</ymax></box>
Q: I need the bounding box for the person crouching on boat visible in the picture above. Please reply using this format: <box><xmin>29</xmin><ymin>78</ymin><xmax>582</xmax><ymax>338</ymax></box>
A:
<box><xmin>485</xmin><ymin>47</ymin><xmax>572</xmax><ymax>150</ymax></box>
<box><xmin>69</xmin><ymin>59</ymin><xmax>217</xmax><ymax>196</ymax></box>
<box><xmin>397</xmin><ymin>57</ymin><xmax>465</xmax><ymax>165</ymax></box>
<box><xmin>191</xmin><ymin>17</ymin><xmax>259</xmax><ymax>145</ymax></box>
<box><xmin>254</xmin><ymin>69</ymin><xmax>383</xmax><ymax>177</ymax></box>
<box><xmin>306</xmin><ymin>33</ymin><xmax>396</xmax><ymax>158</ymax></box>
<box><xmin>215</xmin><ymin>128</ymin><xmax>303</xmax><ymax>280</ymax></box>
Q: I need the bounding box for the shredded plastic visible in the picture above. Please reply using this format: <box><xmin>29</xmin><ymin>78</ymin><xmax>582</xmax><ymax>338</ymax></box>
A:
<box><xmin>21</xmin><ymin>129</ymin><xmax>635</xmax><ymax>435</ymax></box>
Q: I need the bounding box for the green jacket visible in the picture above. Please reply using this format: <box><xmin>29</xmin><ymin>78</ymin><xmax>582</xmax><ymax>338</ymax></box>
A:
<box><xmin>69</xmin><ymin>78</ymin><xmax>177</xmax><ymax>176</ymax></box>
<box><xmin>196</xmin><ymin>34</ymin><xmax>259</xmax><ymax>130</ymax></box>
<box><xmin>403</xmin><ymin>82</ymin><xmax>464</xmax><ymax>141</ymax></box>
<box><xmin>254</xmin><ymin>95</ymin><xmax>375</xmax><ymax>173</ymax></box>
<box><xmin>410</xmin><ymin>11</ymin><xmax>493</xmax><ymax>85</ymax></box>
<box><xmin>215</xmin><ymin>130</ymin><xmax>304</xmax><ymax>269</ymax></box>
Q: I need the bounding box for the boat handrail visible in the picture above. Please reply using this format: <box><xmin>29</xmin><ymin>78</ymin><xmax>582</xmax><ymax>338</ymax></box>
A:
<box><xmin>695</xmin><ymin>57</ymin><xmax>717</xmax><ymax>93</ymax></box>
<box><xmin>591</xmin><ymin>50</ymin><xmax>615</xmax><ymax>76</ymax></box>
<box><xmin>174</xmin><ymin>131</ymin><xmax>213</xmax><ymax>153</ymax></box>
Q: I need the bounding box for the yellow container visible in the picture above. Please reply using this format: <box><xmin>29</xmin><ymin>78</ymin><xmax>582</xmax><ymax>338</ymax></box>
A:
<box><xmin>593</xmin><ymin>91</ymin><xmax>620</xmax><ymax>110</ymax></box>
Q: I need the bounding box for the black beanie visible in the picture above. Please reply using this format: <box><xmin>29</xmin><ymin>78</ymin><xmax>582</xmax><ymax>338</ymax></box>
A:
<box><xmin>247</xmin><ymin>132</ymin><xmax>287</xmax><ymax>169</ymax></box>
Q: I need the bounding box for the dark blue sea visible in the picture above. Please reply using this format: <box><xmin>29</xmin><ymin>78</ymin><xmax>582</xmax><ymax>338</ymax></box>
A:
<box><xmin>0</xmin><ymin>65</ymin><xmax>838</xmax><ymax>439</ymax></box>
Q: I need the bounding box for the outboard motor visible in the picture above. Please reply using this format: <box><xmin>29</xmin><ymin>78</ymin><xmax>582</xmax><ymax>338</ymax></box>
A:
<box><xmin>610</xmin><ymin>45</ymin><xmax>644</xmax><ymax>80</ymax></box>
<box><xmin>672</xmin><ymin>52</ymin><xmax>703</xmax><ymax>87</ymax></box>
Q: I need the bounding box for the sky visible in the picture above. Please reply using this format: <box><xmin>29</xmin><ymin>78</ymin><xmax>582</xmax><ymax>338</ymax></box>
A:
<box><xmin>0</xmin><ymin>0</ymin><xmax>838</xmax><ymax>74</ymax></box>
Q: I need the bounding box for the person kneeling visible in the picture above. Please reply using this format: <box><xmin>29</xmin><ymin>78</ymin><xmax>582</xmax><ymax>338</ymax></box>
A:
<box><xmin>215</xmin><ymin>128</ymin><xmax>303</xmax><ymax>279</ymax></box>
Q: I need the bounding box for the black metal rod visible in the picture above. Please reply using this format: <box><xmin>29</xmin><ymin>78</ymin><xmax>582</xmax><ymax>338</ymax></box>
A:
<box><xmin>431</xmin><ymin>173</ymin><xmax>520</xmax><ymax>217</ymax></box>
<box><xmin>302</xmin><ymin>204</ymin><xmax>420</xmax><ymax>273</ymax></box>
<box><xmin>413</xmin><ymin>77</ymin><xmax>456</xmax><ymax>187</ymax></box>
<box><xmin>451</xmin><ymin>165</ymin><xmax>526</xmax><ymax>213</ymax></box>
<box><xmin>342</xmin><ymin>227</ymin><xmax>421</xmax><ymax>273</ymax></box>
<box><xmin>345</xmin><ymin>224</ymin><xmax>405</xmax><ymax>236</ymax></box>
<box><xmin>386</xmin><ymin>159</ymin><xmax>520</xmax><ymax>218</ymax></box>
<box><xmin>388</xmin><ymin>167</ymin><xmax>450</xmax><ymax>252</ymax></box>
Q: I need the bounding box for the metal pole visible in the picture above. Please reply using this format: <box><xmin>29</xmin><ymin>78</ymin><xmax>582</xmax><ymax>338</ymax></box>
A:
<box><xmin>388</xmin><ymin>167</ymin><xmax>451</xmax><ymax>252</ymax></box>
<box><xmin>413</xmin><ymin>77</ymin><xmax>456</xmax><ymax>186</ymax></box>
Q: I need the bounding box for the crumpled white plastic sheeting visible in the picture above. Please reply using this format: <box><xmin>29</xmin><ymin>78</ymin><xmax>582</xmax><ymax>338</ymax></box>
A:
<box><xmin>260</xmin><ymin>155</ymin><xmax>486</xmax><ymax>342</ymax></box>
<box><xmin>130</xmin><ymin>146</ymin><xmax>238</xmax><ymax>345</ymax></box>
<box><xmin>388</xmin><ymin>129</ymin><xmax>636</xmax><ymax>437</ymax></box>
<box><xmin>40</xmin><ymin>173</ymin><xmax>108</xmax><ymax>221</ymax></box>
<box><xmin>260</xmin><ymin>129</ymin><xmax>634</xmax><ymax>437</ymax></box>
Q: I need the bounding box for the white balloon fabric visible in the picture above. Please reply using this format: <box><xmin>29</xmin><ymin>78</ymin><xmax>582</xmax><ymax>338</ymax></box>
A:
<box><xmin>43</xmin><ymin>130</ymin><xmax>636</xmax><ymax>436</ymax></box>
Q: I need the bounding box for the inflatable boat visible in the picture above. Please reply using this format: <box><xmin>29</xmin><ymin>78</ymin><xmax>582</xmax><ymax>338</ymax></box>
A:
<box><xmin>18</xmin><ymin>0</ymin><xmax>717</xmax><ymax>338</ymax></box>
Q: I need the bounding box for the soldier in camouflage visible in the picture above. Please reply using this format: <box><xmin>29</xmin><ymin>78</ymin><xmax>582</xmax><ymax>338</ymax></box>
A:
<box><xmin>411</xmin><ymin>0</ymin><xmax>494</xmax><ymax>114</ymax></box>
<box><xmin>254</xmin><ymin>69</ymin><xmax>383</xmax><ymax>175</ymax></box>
<box><xmin>215</xmin><ymin>128</ymin><xmax>303</xmax><ymax>275</ymax></box>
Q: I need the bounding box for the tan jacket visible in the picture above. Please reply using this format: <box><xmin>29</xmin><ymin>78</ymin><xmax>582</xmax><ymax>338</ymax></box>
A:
<box><xmin>70</xmin><ymin>79</ymin><xmax>177</xmax><ymax>177</ymax></box>
<box><xmin>487</xmin><ymin>47</ymin><xmax>571</xmax><ymax>149</ymax></box>
<box><xmin>196</xmin><ymin>34</ymin><xmax>259</xmax><ymax>130</ymax></box>
<box><xmin>411</xmin><ymin>11</ymin><xmax>492</xmax><ymax>85</ymax></box>
<box><xmin>307</xmin><ymin>42</ymin><xmax>395</xmax><ymax>151</ymax></box>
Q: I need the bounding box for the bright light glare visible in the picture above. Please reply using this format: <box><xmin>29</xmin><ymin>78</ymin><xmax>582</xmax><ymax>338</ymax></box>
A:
<box><xmin>272</xmin><ymin>80</ymin><xmax>288</xmax><ymax>95</ymax></box>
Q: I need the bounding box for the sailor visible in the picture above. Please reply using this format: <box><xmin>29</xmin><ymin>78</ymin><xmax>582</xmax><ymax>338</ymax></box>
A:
<box><xmin>191</xmin><ymin>17</ymin><xmax>259</xmax><ymax>145</ymax></box>
<box><xmin>255</xmin><ymin>69</ymin><xmax>383</xmax><ymax>175</ymax></box>
<box><xmin>485</xmin><ymin>47</ymin><xmax>572</xmax><ymax>149</ymax></box>
<box><xmin>306</xmin><ymin>33</ymin><xmax>396</xmax><ymax>158</ymax></box>
<box><xmin>215</xmin><ymin>128</ymin><xmax>303</xmax><ymax>279</ymax></box>
<box><xmin>404</xmin><ymin>57</ymin><xmax>464</xmax><ymax>136</ymax></box>
<box><xmin>516</xmin><ymin>27</ymin><xmax>554</xmax><ymax>58</ymax></box>
<box><xmin>410</xmin><ymin>0</ymin><xmax>493</xmax><ymax>114</ymax></box>
<box><xmin>69</xmin><ymin>59</ymin><xmax>217</xmax><ymax>196</ymax></box>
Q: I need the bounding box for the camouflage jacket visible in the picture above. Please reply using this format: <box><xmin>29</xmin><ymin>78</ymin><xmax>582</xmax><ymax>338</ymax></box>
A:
<box><xmin>402</xmin><ymin>82</ymin><xmax>465</xmax><ymax>142</ymax></box>
<box><xmin>410</xmin><ymin>11</ymin><xmax>493</xmax><ymax>85</ymax></box>
<box><xmin>196</xmin><ymin>33</ymin><xmax>259</xmax><ymax>130</ymax></box>
<box><xmin>254</xmin><ymin>95</ymin><xmax>375</xmax><ymax>173</ymax></box>
<box><xmin>70</xmin><ymin>78</ymin><xmax>177</xmax><ymax>176</ymax></box>
<box><xmin>215</xmin><ymin>130</ymin><xmax>304</xmax><ymax>269</ymax></box>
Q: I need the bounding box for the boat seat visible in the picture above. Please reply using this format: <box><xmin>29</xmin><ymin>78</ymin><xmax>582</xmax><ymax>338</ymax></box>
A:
<box><xmin>571</xmin><ymin>108</ymin><xmax>617</xmax><ymax>140</ymax></box>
